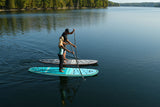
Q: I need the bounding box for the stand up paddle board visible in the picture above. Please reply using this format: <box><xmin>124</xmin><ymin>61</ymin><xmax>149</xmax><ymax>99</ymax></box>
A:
<box><xmin>28</xmin><ymin>67</ymin><xmax>99</xmax><ymax>77</ymax></box>
<box><xmin>39</xmin><ymin>59</ymin><xmax>98</xmax><ymax>65</ymax></box>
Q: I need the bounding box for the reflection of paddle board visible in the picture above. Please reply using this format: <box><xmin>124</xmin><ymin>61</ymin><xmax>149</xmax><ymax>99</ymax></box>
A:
<box><xmin>39</xmin><ymin>59</ymin><xmax>98</xmax><ymax>65</ymax></box>
<box><xmin>28</xmin><ymin>67</ymin><xmax>99</xmax><ymax>77</ymax></box>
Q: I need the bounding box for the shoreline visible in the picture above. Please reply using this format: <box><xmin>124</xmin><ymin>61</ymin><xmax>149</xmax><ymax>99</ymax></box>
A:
<box><xmin>0</xmin><ymin>7</ymin><xmax>107</xmax><ymax>12</ymax></box>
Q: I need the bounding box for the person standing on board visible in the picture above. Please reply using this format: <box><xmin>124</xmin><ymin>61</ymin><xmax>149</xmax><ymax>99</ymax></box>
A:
<box><xmin>58</xmin><ymin>36</ymin><xmax>74</xmax><ymax>72</ymax></box>
<box><xmin>61</xmin><ymin>28</ymin><xmax>76</xmax><ymax>60</ymax></box>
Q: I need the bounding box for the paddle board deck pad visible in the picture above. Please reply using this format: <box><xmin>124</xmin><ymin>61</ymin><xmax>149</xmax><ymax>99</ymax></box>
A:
<box><xmin>39</xmin><ymin>59</ymin><xmax>98</xmax><ymax>65</ymax></box>
<box><xmin>28</xmin><ymin>67</ymin><xmax>99</xmax><ymax>77</ymax></box>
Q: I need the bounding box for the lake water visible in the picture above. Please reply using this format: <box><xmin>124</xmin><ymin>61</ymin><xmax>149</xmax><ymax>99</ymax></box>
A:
<box><xmin>1</xmin><ymin>7</ymin><xmax>160</xmax><ymax>107</ymax></box>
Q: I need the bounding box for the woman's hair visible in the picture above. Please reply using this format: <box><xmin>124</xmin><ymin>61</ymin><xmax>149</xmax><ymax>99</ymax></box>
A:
<box><xmin>60</xmin><ymin>36</ymin><xmax>64</xmax><ymax>41</ymax></box>
<box><xmin>65</xmin><ymin>28</ymin><xmax>69</xmax><ymax>33</ymax></box>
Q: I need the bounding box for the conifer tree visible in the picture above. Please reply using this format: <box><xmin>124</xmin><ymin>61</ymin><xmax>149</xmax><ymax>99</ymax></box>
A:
<box><xmin>6</xmin><ymin>0</ymin><xmax>16</xmax><ymax>9</ymax></box>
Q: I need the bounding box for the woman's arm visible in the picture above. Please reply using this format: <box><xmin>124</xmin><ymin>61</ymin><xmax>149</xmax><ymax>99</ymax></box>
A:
<box><xmin>60</xmin><ymin>45</ymin><xmax>74</xmax><ymax>54</ymax></box>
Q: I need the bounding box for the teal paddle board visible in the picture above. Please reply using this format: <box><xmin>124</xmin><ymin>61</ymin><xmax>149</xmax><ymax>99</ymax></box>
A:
<box><xmin>28</xmin><ymin>67</ymin><xmax>99</xmax><ymax>77</ymax></box>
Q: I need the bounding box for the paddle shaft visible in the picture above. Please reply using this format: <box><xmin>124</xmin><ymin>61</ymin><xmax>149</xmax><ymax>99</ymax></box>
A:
<box><xmin>70</xmin><ymin>32</ymin><xmax>85</xmax><ymax>80</ymax></box>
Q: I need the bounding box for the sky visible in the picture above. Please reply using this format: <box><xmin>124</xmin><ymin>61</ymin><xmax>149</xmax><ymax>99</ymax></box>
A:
<box><xmin>110</xmin><ymin>0</ymin><xmax>160</xmax><ymax>3</ymax></box>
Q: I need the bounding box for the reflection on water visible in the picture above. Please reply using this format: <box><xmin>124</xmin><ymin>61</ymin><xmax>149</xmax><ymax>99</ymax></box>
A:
<box><xmin>59</xmin><ymin>77</ymin><xmax>82</xmax><ymax>107</ymax></box>
<box><xmin>0</xmin><ymin>9</ymin><xmax>107</xmax><ymax>36</ymax></box>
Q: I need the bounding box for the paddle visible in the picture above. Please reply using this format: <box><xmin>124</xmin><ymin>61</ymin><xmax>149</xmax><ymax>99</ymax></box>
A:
<box><xmin>70</xmin><ymin>32</ymin><xmax>86</xmax><ymax>80</ymax></box>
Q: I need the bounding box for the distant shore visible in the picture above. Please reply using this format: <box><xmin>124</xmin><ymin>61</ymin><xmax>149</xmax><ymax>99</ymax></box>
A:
<box><xmin>0</xmin><ymin>7</ymin><xmax>107</xmax><ymax>12</ymax></box>
<box><xmin>0</xmin><ymin>0</ymin><xmax>120</xmax><ymax>12</ymax></box>
<box><xmin>120</xmin><ymin>2</ymin><xmax>160</xmax><ymax>7</ymax></box>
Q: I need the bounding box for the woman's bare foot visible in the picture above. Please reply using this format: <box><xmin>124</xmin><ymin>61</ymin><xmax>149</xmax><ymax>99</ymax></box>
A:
<box><xmin>60</xmin><ymin>70</ymin><xmax>64</xmax><ymax>72</ymax></box>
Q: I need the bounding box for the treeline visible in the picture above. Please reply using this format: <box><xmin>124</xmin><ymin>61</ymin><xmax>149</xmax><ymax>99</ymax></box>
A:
<box><xmin>108</xmin><ymin>1</ymin><xmax>119</xmax><ymax>6</ymax></box>
<box><xmin>120</xmin><ymin>2</ymin><xmax>160</xmax><ymax>7</ymax></box>
<box><xmin>0</xmin><ymin>0</ymin><xmax>109</xmax><ymax>9</ymax></box>
<box><xmin>155</xmin><ymin>3</ymin><xmax>160</xmax><ymax>7</ymax></box>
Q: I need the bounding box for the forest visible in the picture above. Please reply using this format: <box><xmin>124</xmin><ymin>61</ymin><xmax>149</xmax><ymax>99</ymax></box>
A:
<box><xmin>120</xmin><ymin>2</ymin><xmax>160</xmax><ymax>7</ymax></box>
<box><xmin>0</xmin><ymin>0</ymin><xmax>111</xmax><ymax>9</ymax></box>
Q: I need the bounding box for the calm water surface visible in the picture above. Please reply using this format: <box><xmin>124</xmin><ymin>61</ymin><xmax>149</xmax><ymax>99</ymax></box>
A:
<box><xmin>1</xmin><ymin>7</ymin><xmax>160</xmax><ymax>107</ymax></box>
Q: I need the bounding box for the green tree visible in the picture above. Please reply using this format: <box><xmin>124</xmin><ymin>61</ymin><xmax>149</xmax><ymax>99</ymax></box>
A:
<box><xmin>16</xmin><ymin>0</ymin><xmax>26</xmax><ymax>9</ymax></box>
<box><xmin>66</xmin><ymin>0</ymin><xmax>73</xmax><ymax>7</ymax></box>
<box><xmin>0</xmin><ymin>0</ymin><xmax>6</xmax><ymax>9</ymax></box>
<box><xmin>1</xmin><ymin>0</ymin><xmax>110</xmax><ymax>9</ymax></box>
<box><xmin>6</xmin><ymin>0</ymin><xmax>16</xmax><ymax>9</ymax></box>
